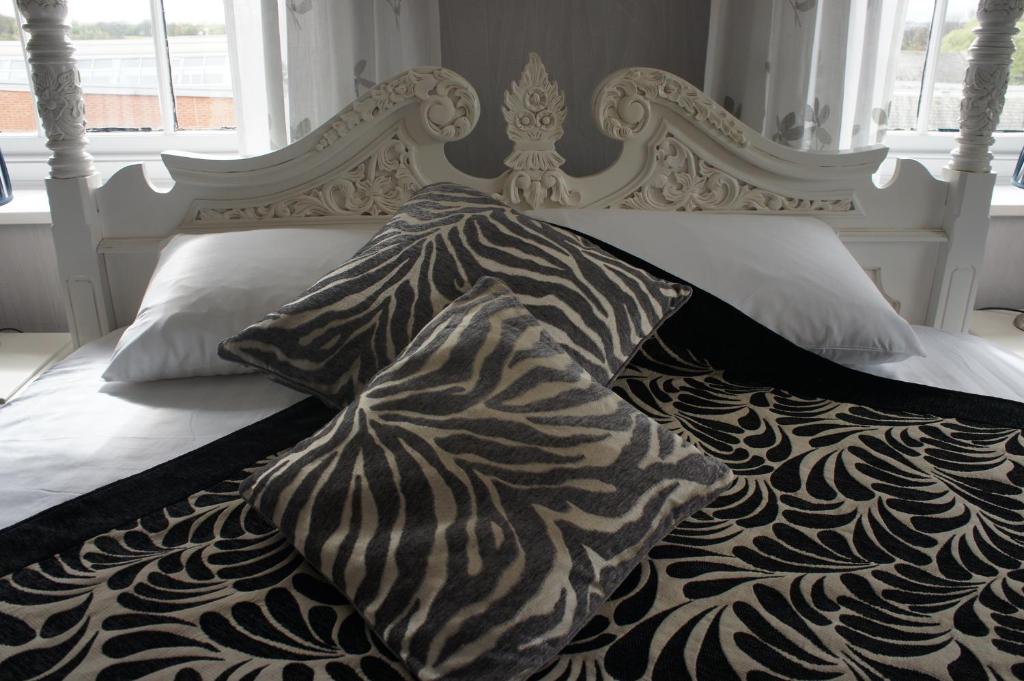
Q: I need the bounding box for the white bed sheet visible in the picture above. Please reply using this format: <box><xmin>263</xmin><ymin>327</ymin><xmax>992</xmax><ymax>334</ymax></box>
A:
<box><xmin>845</xmin><ymin>325</ymin><xmax>1024</xmax><ymax>403</ymax></box>
<box><xmin>1</xmin><ymin>322</ymin><xmax>1022</xmax><ymax>533</ymax></box>
<box><xmin>0</xmin><ymin>329</ymin><xmax>305</xmax><ymax>529</ymax></box>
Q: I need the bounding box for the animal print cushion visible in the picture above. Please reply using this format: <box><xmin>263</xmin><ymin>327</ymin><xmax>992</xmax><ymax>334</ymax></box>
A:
<box><xmin>218</xmin><ymin>182</ymin><xmax>690</xmax><ymax>407</ymax></box>
<box><xmin>240</xmin><ymin>277</ymin><xmax>733</xmax><ymax>681</ymax></box>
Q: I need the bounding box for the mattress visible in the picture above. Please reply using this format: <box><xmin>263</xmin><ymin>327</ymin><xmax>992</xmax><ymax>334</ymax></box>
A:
<box><xmin>1</xmin><ymin>317</ymin><xmax>1023</xmax><ymax>533</ymax></box>
<box><xmin>0</xmin><ymin>329</ymin><xmax>304</xmax><ymax>529</ymax></box>
<box><xmin>846</xmin><ymin>324</ymin><xmax>1024</xmax><ymax>403</ymax></box>
<box><xmin>1</xmin><ymin>290</ymin><xmax>1022</xmax><ymax>680</ymax></box>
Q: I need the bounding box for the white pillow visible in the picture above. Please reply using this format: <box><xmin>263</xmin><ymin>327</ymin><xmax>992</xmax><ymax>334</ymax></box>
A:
<box><xmin>528</xmin><ymin>209</ymin><xmax>925</xmax><ymax>365</ymax></box>
<box><xmin>103</xmin><ymin>227</ymin><xmax>378</xmax><ymax>382</ymax></box>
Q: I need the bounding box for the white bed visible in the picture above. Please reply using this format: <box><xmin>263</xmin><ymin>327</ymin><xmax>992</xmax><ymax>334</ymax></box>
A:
<box><xmin>846</xmin><ymin>325</ymin><xmax>1024</xmax><ymax>403</ymax></box>
<box><xmin>1</xmin><ymin>317</ymin><xmax>1021</xmax><ymax>531</ymax></box>
<box><xmin>4</xmin><ymin>5</ymin><xmax>1024</xmax><ymax>677</ymax></box>
<box><xmin>4</xmin><ymin>1</ymin><xmax>1022</xmax><ymax>529</ymax></box>
<box><xmin>0</xmin><ymin>329</ymin><xmax>303</xmax><ymax>528</ymax></box>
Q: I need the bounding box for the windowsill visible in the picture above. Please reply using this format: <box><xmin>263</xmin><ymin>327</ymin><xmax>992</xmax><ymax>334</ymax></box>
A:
<box><xmin>4</xmin><ymin>185</ymin><xmax>1024</xmax><ymax>226</ymax></box>
<box><xmin>0</xmin><ymin>190</ymin><xmax>51</xmax><ymax>226</ymax></box>
<box><xmin>991</xmin><ymin>185</ymin><xmax>1024</xmax><ymax>217</ymax></box>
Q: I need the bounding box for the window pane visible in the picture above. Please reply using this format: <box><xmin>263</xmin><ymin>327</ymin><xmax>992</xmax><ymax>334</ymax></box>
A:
<box><xmin>890</xmin><ymin>0</ymin><xmax>936</xmax><ymax>131</ymax></box>
<box><xmin>68</xmin><ymin>0</ymin><xmax>162</xmax><ymax>131</ymax></box>
<box><xmin>163</xmin><ymin>0</ymin><xmax>235</xmax><ymax>131</ymax></box>
<box><xmin>930</xmin><ymin>0</ymin><xmax>1024</xmax><ymax>131</ymax></box>
<box><xmin>0</xmin><ymin>8</ymin><xmax>37</xmax><ymax>133</ymax></box>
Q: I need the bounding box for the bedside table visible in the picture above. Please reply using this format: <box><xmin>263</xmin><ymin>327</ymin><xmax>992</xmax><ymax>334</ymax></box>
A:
<box><xmin>970</xmin><ymin>309</ymin><xmax>1024</xmax><ymax>359</ymax></box>
<box><xmin>0</xmin><ymin>332</ymin><xmax>72</xmax><ymax>404</ymax></box>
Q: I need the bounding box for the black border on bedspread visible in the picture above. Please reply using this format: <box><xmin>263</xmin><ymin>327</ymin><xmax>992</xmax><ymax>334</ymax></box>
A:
<box><xmin>0</xmin><ymin>397</ymin><xmax>334</xmax><ymax>576</ymax></box>
<box><xmin>553</xmin><ymin>223</ymin><xmax>1024</xmax><ymax>428</ymax></box>
<box><xmin>2</xmin><ymin>228</ymin><xmax>1022</xmax><ymax>578</ymax></box>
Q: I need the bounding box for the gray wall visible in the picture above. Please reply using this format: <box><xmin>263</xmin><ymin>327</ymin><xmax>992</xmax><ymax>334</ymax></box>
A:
<box><xmin>0</xmin><ymin>224</ymin><xmax>66</xmax><ymax>332</ymax></box>
<box><xmin>439</xmin><ymin>0</ymin><xmax>711</xmax><ymax>178</ymax></box>
<box><xmin>977</xmin><ymin>217</ymin><xmax>1024</xmax><ymax>311</ymax></box>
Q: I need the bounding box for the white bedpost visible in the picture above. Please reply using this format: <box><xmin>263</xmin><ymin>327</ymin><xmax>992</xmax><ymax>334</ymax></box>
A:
<box><xmin>930</xmin><ymin>0</ymin><xmax>1024</xmax><ymax>332</ymax></box>
<box><xmin>18</xmin><ymin>0</ymin><xmax>112</xmax><ymax>347</ymax></box>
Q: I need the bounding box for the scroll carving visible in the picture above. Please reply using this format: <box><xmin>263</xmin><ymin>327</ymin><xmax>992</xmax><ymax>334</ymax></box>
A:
<box><xmin>17</xmin><ymin>0</ymin><xmax>94</xmax><ymax>178</ymax></box>
<box><xmin>616</xmin><ymin>133</ymin><xmax>853</xmax><ymax>212</ymax></box>
<box><xmin>499</xmin><ymin>53</ymin><xmax>580</xmax><ymax>209</ymax></box>
<box><xmin>194</xmin><ymin>135</ymin><xmax>422</xmax><ymax>223</ymax></box>
<box><xmin>948</xmin><ymin>0</ymin><xmax>1024</xmax><ymax>173</ymax></box>
<box><xmin>315</xmin><ymin>67</ymin><xmax>479</xmax><ymax>151</ymax></box>
<box><xmin>596</xmin><ymin>68</ymin><xmax>747</xmax><ymax>146</ymax></box>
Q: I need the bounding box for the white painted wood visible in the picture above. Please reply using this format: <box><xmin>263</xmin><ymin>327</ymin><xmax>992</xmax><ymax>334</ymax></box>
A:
<box><xmin>0</xmin><ymin>332</ymin><xmax>70</xmax><ymax>403</ymax></box>
<box><xmin>16</xmin><ymin>0</ymin><xmax>94</xmax><ymax>179</ymax></box>
<box><xmin>989</xmin><ymin>184</ymin><xmax>1024</xmax><ymax>215</ymax></box>
<box><xmin>148</xmin><ymin>0</ymin><xmax>176</xmax><ymax>133</ymax></box>
<box><xmin>948</xmin><ymin>0</ymin><xmax>1024</xmax><ymax>174</ymax></box>
<box><xmin>259</xmin><ymin>0</ymin><xmax>287</xmax><ymax>150</ymax></box>
<box><xmin>47</xmin><ymin>174</ymin><xmax>114</xmax><ymax>345</ymax></box>
<box><xmin>0</xmin><ymin>189</ymin><xmax>51</xmax><ymax>225</ymax></box>
<box><xmin>917</xmin><ymin>0</ymin><xmax>950</xmax><ymax>133</ymax></box>
<box><xmin>26</xmin><ymin>2</ymin><xmax>1018</xmax><ymax>344</ymax></box>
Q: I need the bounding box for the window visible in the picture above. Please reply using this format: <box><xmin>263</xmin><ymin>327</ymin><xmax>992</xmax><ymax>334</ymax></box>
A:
<box><xmin>0</xmin><ymin>0</ymin><xmax>237</xmax><ymax>136</ymax></box>
<box><xmin>0</xmin><ymin>6</ymin><xmax>36</xmax><ymax>133</ymax></box>
<box><xmin>891</xmin><ymin>0</ymin><xmax>1024</xmax><ymax>134</ymax></box>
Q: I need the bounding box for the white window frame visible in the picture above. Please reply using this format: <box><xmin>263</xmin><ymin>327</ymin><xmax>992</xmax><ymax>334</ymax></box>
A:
<box><xmin>1</xmin><ymin>0</ymin><xmax>241</xmax><ymax>188</ymax></box>
<box><xmin>884</xmin><ymin>0</ymin><xmax>1024</xmax><ymax>181</ymax></box>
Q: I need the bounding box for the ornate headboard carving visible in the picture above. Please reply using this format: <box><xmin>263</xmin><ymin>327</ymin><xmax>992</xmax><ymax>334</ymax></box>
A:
<box><xmin>500</xmin><ymin>53</ymin><xmax>579</xmax><ymax>209</ymax></box>
<box><xmin>595</xmin><ymin>67</ymin><xmax>748</xmax><ymax>146</ymax></box>
<box><xmin>314</xmin><ymin>67</ymin><xmax>479</xmax><ymax>151</ymax></box>
<box><xmin>177</xmin><ymin>52</ymin><xmax>886</xmax><ymax>228</ymax></box>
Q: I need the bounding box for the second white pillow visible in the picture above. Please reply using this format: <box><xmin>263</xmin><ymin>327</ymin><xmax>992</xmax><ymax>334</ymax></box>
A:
<box><xmin>529</xmin><ymin>209</ymin><xmax>925</xmax><ymax>365</ymax></box>
<box><xmin>103</xmin><ymin>227</ymin><xmax>378</xmax><ymax>382</ymax></box>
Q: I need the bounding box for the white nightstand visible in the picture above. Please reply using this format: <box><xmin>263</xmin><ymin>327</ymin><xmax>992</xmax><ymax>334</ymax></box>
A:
<box><xmin>970</xmin><ymin>309</ymin><xmax>1024</xmax><ymax>359</ymax></box>
<box><xmin>0</xmin><ymin>332</ymin><xmax>72</xmax><ymax>404</ymax></box>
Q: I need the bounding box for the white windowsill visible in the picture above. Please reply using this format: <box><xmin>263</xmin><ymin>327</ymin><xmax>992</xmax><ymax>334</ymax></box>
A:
<box><xmin>4</xmin><ymin>185</ymin><xmax>1024</xmax><ymax>226</ymax></box>
<box><xmin>991</xmin><ymin>185</ymin><xmax>1024</xmax><ymax>217</ymax></box>
<box><xmin>0</xmin><ymin>190</ymin><xmax>51</xmax><ymax>226</ymax></box>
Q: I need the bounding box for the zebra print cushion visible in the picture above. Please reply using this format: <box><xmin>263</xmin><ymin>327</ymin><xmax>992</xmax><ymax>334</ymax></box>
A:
<box><xmin>218</xmin><ymin>182</ymin><xmax>690</xmax><ymax>407</ymax></box>
<box><xmin>240</xmin><ymin>277</ymin><xmax>733</xmax><ymax>681</ymax></box>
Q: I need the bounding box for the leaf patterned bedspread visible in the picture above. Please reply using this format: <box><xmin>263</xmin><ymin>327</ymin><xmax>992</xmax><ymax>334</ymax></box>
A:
<box><xmin>1</xmin><ymin>334</ymin><xmax>1023</xmax><ymax>681</ymax></box>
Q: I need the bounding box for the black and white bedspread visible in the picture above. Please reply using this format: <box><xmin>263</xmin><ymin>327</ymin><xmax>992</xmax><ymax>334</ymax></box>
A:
<box><xmin>1</xmin><ymin>290</ymin><xmax>1023</xmax><ymax>681</ymax></box>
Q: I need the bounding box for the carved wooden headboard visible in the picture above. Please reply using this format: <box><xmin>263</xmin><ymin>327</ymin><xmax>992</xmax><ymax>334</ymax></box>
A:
<box><xmin>177</xmin><ymin>53</ymin><xmax>882</xmax><ymax>229</ymax></box>
<box><xmin>17</xmin><ymin>0</ymin><xmax>1020</xmax><ymax>346</ymax></box>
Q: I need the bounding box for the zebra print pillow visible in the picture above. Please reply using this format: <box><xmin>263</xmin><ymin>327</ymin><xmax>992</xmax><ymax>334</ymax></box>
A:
<box><xmin>240</xmin><ymin>277</ymin><xmax>733</xmax><ymax>681</ymax></box>
<box><xmin>218</xmin><ymin>182</ymin><xmax>690</xmax><ymax>407</ymax></box>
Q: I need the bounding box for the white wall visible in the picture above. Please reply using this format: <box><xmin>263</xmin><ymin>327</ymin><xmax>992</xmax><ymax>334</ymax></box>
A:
<box><xmin>0</xmin><ymin>223</ymin><xmax>66</xmax><ymax>332</ymax></box>
<box><xmin>977</xmin><ymin>216</ymin><xmax>1024</xmax><ymax>311</ymax></box>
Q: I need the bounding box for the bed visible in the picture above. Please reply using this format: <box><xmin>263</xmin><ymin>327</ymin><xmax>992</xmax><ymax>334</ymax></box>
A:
<box><xmin>3</xmin><ymin>1</ymin><xmax>1024</xmax><ymax>679</ymax></box>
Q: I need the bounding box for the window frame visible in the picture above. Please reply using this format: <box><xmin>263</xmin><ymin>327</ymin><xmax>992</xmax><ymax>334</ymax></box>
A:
<box><xmin>886</xmin><ymin>0</ymin><xmax>1023</xmax><ymax>177</ymax></box>
<box><xmin>1</xmin><ymin>0</ymin><xmax>241</xmax><ymax>185</ymax></box>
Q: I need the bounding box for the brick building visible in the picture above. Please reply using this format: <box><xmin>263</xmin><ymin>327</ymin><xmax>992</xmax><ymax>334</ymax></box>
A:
<box><xmin>0</xmin><ymin>35</ymin><xmax>236</xmax><ymax>133</ymax></box>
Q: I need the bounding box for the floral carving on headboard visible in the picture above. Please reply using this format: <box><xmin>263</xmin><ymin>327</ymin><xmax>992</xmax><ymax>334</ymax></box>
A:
<box><xmin>192</xmin><ymin>134</ymin><xmax>421</xmax><ymax>223</ymax></box>
<box><xmin>499</xmin><ymin>53</ymin><xmax>580</xmax><ymax>209</ymax></box>
<box><xmin>315</xmin><ymin>67</ymin><xmax>479</xmax><ymax>151</ymax></box>
<box><xmin>596</xmin><ymin>68</ymin><xmax>748</xmax><ymax>147</ymax></box>
<box><xmin>615</xmin><ymin>132</ymin><xmax>853</xmax><ymax>212</ymax></box>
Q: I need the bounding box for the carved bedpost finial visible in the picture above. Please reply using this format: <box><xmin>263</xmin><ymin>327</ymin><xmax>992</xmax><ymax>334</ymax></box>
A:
<box><xmin>500</xmin><ymin>53</ymin><xmax>580</xmax><ymax>209</ymax></box>
<box><xmin>16</xmin><ymin>0</ymin><xmax>95</xmax><ymax>179</ymax></box>
<box><xmin>947</xmin><ymin>0</ymin><xmax>1024</xmax><ymax>173</ymax></box>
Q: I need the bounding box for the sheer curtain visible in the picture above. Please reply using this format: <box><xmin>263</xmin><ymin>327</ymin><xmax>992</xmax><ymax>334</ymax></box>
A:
<box><xmin>705</xmin><ymin>0</ymin><xmax>909</xmax><ymax>150</ymax></box>
<box><xmin>283</xmin><ymin>0</ymin><xmax>441</xmax><ymax>142</ymax></box>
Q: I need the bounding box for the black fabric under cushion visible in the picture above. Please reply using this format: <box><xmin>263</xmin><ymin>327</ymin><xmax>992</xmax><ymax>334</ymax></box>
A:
<box><xmin>240</xmin><ymin>277</ymin><xmax>733</xmax><ymax>681</ymax></box>
<box><xmin>218</xmin><ymin>183</ymin><xmax>690</xmax><ymax>407</ymax></box>
<box><xmin>555</xmin><ymin>224</ymin><xmax>1024</xmax><ymax>425</ymax></box>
